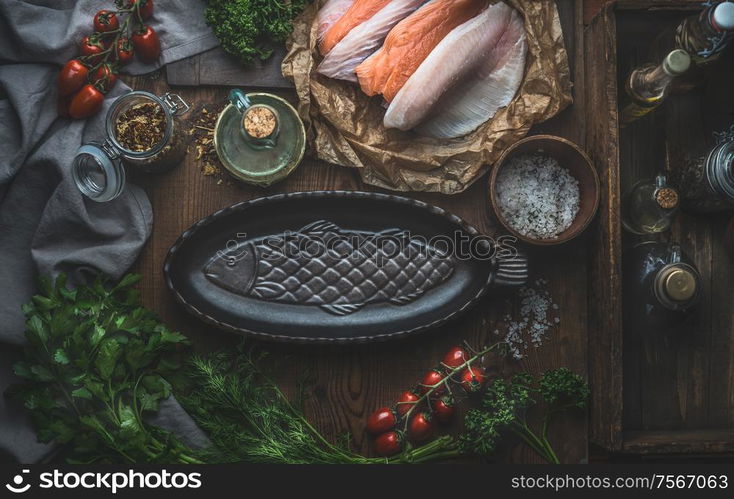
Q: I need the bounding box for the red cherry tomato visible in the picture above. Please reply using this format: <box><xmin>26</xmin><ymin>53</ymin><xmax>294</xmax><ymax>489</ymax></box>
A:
<box><xmin>366</xmin><ymin>407</ymin><xmax>396</xmax><ymax>435</ymax></box>
<box><xmin>396</xmin><ymin>390</ymin><xmax>420</xmax><ymax>416</ymax></box>
<box><xmin>460</xmin><ymin>365</ymin><xmax>486</xmax><ymax>393</ymax></box>
<box><xmin>92</xmin><ymin>63</ymin><xmax>118</xmax><ymax>92</ymax></box>
<box><xmin>374</xmin><ymin>431</ymin><xmax>402</xmax><ymax>457</ymax></box>
<box><xmin>57</xmin><ymin>59</ymin><xmax>89</xmax><ymax>97</ymax></box>
<box><xmin>419</xmin><ymin>369</ymin><xmax>445</xmax><ymax>394</ymax></box>
<box><xmin>80</xmin><ymin>36</ymin><xmax>106</xmax><ymax>65</ymax></box>
<box><xmin>408</xmin><ymin>412</ymin><xmax>433</xmax><ymax>442</ymax></box>
<box><xmin>115</xmin><ymin>37</ymin><xmax>135</xmax><ymax>65</ymax></box>
<box><xmin>442</xmin><ymin>346</ymin><xmax>468</xmax><ymax>369</ymax></box>
<box><xmin>93</xmin><ymin>10</ymin><xmax>119</xmax><ymax>33</ymax></box>
<box><xmin>431</xmin><ymin>396</ymin><xmax>455</xmax><ymax>423</ymax></box>
<box><xmin>69</xmin><ymin>85</ymin><xmax>104</xmax><ymax>119</ymax></box>
<box><xmin>130</xmin><ymin>0</ymin><xmax>154</xmax><ymax>20</ymax></box>
<box><xmin>131</xmin><ymin>25</ymin><xmax>161</xmax><ymax>63</ymax></box>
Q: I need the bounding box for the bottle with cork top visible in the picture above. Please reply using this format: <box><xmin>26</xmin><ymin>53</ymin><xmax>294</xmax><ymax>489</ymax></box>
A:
<box><xmin>623</xmin><ymin>242</ymin><xmax>701</xmax><ymax>333</ymax></box>
<box><xmin>620</xmin><ymin>49</ymin><xmax>691</xmax><ymax>127</ymax></box>
<box><xmin>623</xmin><ymin>174</ymin><xmax>680</xmax><ymax>235</ymax></box>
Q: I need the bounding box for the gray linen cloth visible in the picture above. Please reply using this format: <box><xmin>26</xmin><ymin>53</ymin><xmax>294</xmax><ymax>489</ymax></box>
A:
<box><xmin>0</xmin><ymin>0</ymin><xmax>216</xmax><ymax>462</ymax></box>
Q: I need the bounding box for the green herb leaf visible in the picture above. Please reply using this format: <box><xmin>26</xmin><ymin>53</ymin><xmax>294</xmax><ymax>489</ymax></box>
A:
<box><xmin>95</xmin><ymin>340</ymin><xmax>121</xmax><ymax>380</ymax></box>
<box><xmin>9</xmin><ymin>273</ymin><xmax>197</xmax><ymax>464</ymax></box>
<box><xmin>71</xmin><ymin>387</ymin><xmax>93</xmax><ymax>400</ymax></box>
<box><xmin>54</xmin><ymin>349</ymin><xmax>70</xmax><ymax>365</ymax></box>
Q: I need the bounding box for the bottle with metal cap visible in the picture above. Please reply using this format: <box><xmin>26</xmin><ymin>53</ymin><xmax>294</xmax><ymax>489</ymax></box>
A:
<box><xmin>623</xmin><ymin>174</ymin><xmax>680</xmax><ymax>234</ymax></box>
<box><xmin>623</xmin><ymin>242</ymin><xmax>701</xmax><ymax>333</ymax></box>
<box><xmin>620</xmin><ymin>49</ymin><xmax>692</xmax><ymax>127</ymax></box>
<box><xmin>676</xmin><ymin>0</ymin><xmax>734</xmax><ymax>64</ymax></box>
<box><xmin>72</xmin><ymin>91</ymin><xmax>190</xmax><ymax>202</ymax></box>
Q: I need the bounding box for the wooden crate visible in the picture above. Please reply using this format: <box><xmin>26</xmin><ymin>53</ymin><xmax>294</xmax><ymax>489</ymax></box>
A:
<box><xmin>585</xmin><ymin>0</ymin><xmax>734</xmax><ymax>455</ymax></box>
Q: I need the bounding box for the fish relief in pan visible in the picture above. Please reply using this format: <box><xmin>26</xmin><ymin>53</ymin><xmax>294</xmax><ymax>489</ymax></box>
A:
<box><xmin>203</xmin><ymin>220</ymin><xmax>457</xmax><ymax>316</ymax></box>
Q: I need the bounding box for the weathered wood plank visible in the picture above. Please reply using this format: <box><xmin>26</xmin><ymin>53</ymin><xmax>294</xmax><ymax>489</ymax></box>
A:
<box><xmin>584</xmin><ymin>2</ymin><xmax>624</xmax><ymax>452</ymax></box>
<box><xmin>166</xmin><ymin>46</ymin><xmax>293</xmax><ymax>88</ymax></box>
<box><xmin>125</xmin><ymin>0</ymin><xmax>589</xmax><ymax>463</ymax></box>
<box><xmin>623</xmin><ymin>429</ymin><xmax>734</xmax><ymax>454</ymax></box>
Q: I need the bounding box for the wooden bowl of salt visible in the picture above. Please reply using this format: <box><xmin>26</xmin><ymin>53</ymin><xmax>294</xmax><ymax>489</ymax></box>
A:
<box><xmin>489</xmin><ymin>135</ymin><xmax>600</xmax><ymax>246</ymax></box>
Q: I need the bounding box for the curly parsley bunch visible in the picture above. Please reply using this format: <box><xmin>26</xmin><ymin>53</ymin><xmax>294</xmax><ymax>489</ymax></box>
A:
<box><xmin>204</xmin><ymin>0</ymin><xmax>311</xmax><ymax>65</ymax></box>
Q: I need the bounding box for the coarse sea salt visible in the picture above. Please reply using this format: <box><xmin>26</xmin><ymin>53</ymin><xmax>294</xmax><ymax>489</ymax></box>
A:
<box><xmin>493</xmin><ymin>278</ymin><xmax>559</xmax><ymax>360</ymax></box>
<box><xmin>495</xmin><ymin>154</ymin><xmax>580</xmax><ymax>239</ymax></box>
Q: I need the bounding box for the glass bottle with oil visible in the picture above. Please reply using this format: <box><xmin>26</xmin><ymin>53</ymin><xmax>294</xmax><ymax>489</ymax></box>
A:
<box><xmin>623</xmin><ymin>174</ymin><xmax>679</xmax><ymax>234</ymax></box>
<box><xmin>676</xmin><ymin>1</ymin><xmax>734</xmax><ymax>64</ymax></box>
<box><xmin>620</xmin><ymin>49</ymin><xmax>691</xmax><ymax>127</ymax></box>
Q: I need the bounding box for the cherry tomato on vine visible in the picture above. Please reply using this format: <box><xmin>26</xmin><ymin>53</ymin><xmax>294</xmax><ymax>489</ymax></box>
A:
<box><xmin>442</xmin><ymin>346</ymin><xmax>468</xmax><ymax>369</ymax></box>
<box><xmin>459</xmin><ymin>365</ymin><xmax>486</xmax><ymax>393</ymax></box>
<box><xmin>69</xmin><ymin>85</ymin><xmax>104</xmax><ymax>119</ymax></box>
<box><xmin>93</xmin><ymin>10</ymin><xmax>119</xmax><ymax>33</ymax></box>
<box><xmin>57</xmin><ymin>59</ymin><xmax>89</xmax><ymax>97</ymax></box>
<box><xmin>80</xmin><ymin>36</ymin><xmax>106</xmax><ymax>65</ymax></box>
<box><xmin>131</xmin><ymin>26</ymin><xmax>161</xmax><ymax>63</ymax></box>
<box><xmin>396</xmin><ymin>390</ymin><xmax>420</xmax><ymax>416</ymax></box>
<box><xmin>366</xmin><ymin>407</ymin><xmax>396</xmax><ymax>435</ymax></box>
<box><xmin>408</xmin><ymin>412</ymin><xmax>433</xmax><ymax>442</ymax></box>
<box><xmin>419</xmin><ymin>369</ymin><xmax>445</xmax><ymax>394</ymax></box>
<box><xmin>431</xmin><ymin>396</ymin><xmax>455</xmax><ymax>423</ymax></box>
<box><xmin>92</xmin><ymin>63</ymin><xmax>118</xmax><ymax>92</ymax></box>
<box><xmin>129</xmin><ymin>0</ymin><xmax>154</xmax><ymax>20</ymax></box>
<box><xmin>374</xmin><ymin>431</ymin><xmax>402</xmax><ymax>457</ymax></box>
<box><xmin>115</xmin><ymin>37</ymin><xmax>135</xmax><ymax>65</ymax></box>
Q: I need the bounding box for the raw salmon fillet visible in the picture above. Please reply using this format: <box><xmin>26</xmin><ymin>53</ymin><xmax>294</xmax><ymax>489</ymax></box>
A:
<box><xmin>318</xmin><ymin>0</ymin><xmax>426</xmax><ymax>82</ymax></box>
<box><xmin>317</xmin><ymin>0</ymin><xmax>355</xmax><ymax>42</ymax></box>
<box><xmin>416</xmin><ymin>8</ymin><xmax>526</xmax><ymax>138</ymax></box>
<box><xmin>383</xmin><ymin>1</ymin><xmax>512</xmax><ymax>131</ymax></box>
<box><xmin>356</xmin><ymin>0</ymin><xmax>486</xmax><ymax>103</ymax></box>
<box><xmin>319</xmin><ymin>0</ymin><xmax>391</xmax><ymax>55</ymax></box>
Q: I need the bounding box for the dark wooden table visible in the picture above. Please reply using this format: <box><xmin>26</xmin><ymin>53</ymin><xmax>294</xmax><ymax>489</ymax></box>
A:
<box><xmin>128</xmin><ymin>0</ymin><xmax>589</xmax><ymax>463</ymax></box>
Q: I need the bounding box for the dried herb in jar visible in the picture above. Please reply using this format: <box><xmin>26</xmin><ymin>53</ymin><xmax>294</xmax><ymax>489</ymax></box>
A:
<box><xmin>116</xmin><ymin>102</ymin><xmax>167</xmax><ymax>152</ymax></box>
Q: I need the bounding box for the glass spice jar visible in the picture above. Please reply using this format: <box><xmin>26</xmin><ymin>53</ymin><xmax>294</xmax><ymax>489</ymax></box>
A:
<box><xmin>623</xmin><ymin>174</ymin><xmax>679</xmax><ymax>235</ymax></box>
<box><xmin>669</xmin><ymin>124</ymin><xmax>734</xmax><ymax>213</ymax></box>
<box><xmin>72</xmin><ymin>91</ymin><xmax>190</xmax><ymax>202</ymax></box>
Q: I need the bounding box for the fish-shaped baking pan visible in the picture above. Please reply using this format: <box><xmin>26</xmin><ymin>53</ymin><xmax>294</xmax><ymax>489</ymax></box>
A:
<box><xmin>164</xmin><ymin>191</ymin><xmax>528</xmax><ymax>343</ymax></box>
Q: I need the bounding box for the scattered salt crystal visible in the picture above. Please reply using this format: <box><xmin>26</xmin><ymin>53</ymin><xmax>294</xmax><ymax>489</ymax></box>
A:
<box><xmin>495</xmin><ymin>154</ymin><xmax>580</xmax><ymax>239</ymax></box>
<box><xmin>493</xmin><ymin>279</ymin><xmax>560</xmax><ymax>360</ymax></box>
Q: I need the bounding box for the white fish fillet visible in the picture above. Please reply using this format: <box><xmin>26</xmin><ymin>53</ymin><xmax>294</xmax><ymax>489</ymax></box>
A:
<box><xmin>416</xmin><ymin>9</ymin><xmax>526</xmax><ymax>138</ymax></box>
<box><xmin>384</xmin><ymin>2</ymin><xmax>512</xmax><ymax>131</ymax></box>
<box><xmin>317</xmin><ymin>0</ymin><xmax>355</xmax><ymax>42</ymax></box>
<box><xmin>317</xmin><ymin>0</ymin><xmax>426</xmax><ymax>82</ymax></box>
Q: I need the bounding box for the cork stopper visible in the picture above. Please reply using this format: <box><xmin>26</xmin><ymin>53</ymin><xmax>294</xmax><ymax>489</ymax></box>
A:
<box><xmin>662</xmin><ymin>49</ymin><xmax>691</xmax><ymax>76</ymax></box>
<box><xmin>243</xmin><ymin>106</ymin><xmax>278</xmax><ymax>139</ymax></box>
<box><xmin>655</xmin><ymin>187</ymin><xmax>679</xmax><ymax>210</ymax></box>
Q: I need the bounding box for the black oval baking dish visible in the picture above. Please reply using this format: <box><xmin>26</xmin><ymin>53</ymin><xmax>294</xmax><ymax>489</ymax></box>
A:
<box><xmin>164</xmin><ymin>191</ymin><xmax>528</xmax><ymax>344</ymax></box>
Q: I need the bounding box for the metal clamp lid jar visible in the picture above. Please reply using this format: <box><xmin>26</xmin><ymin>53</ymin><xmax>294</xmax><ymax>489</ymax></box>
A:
<box><xmin>671</xmin><ymin>124</ymin><xmax>734</xmax><ymax>212</ymax></box>
<box><xmin>72</xmin><ymin>91</ymin><xmax>189</xmax><ymax>202</ymax></box>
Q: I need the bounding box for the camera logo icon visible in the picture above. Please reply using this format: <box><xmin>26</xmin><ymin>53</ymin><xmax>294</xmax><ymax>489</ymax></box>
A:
<box><xmin>5</xmin><ymin>470</ymin><xmax>31</xmax><ymax>494</ymax></box>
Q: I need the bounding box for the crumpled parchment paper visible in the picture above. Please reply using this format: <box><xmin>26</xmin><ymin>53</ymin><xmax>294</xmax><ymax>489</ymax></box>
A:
<box><xmin>282</xmin><ymin>0</ymin><xmax>572</xmax><ymax>194</ymax></box>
